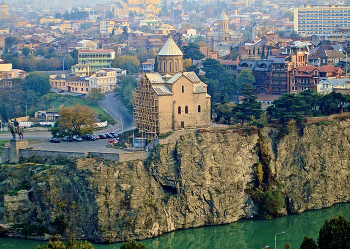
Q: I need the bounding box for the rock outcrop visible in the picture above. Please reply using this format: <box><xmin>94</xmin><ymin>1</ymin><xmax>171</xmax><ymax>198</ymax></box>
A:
<box><xmin>1</xmin><ymin>120</ymin><xmax>350</xmax><ymax>242</ymax></box>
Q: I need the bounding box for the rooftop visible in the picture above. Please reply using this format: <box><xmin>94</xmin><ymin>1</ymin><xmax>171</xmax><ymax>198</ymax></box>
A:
<box><xmin>157</xmin><ymin>37</ymin><xmax>183</xmax><ymax>56</ymax></box>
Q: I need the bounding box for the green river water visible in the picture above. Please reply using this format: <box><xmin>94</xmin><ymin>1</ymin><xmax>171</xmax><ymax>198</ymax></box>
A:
<box><xmin>1</xmin><ymin>202</ymin><xmax>350</xmax><ymax>249</ymax></box>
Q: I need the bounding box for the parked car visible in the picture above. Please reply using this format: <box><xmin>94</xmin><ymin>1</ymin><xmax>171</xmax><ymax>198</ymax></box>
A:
<box><xmin>63</xmin><ymin>136</ymin><xmax>73</xmax><ymax>142</ymax></box>
<box><xmin>58</xmin><ymin>90</ymin><xmax>65</xmax><ymax>93</ymax></box>
<box><xmin>109</xmin><ymin>132</ymin><xmax>117</xmax><ymax>138</ymax></box>
<box><xmin>82</xmin><ymin>135</ymin><xmax>96</xmax><ymax>141</ymax></box>
<box><xmin>108</xmin><ymin>138</ymin><xmax>119</xmax><ymax>144</ymax></box>
<box><xmin>50</xmin><ymin>138</ymin><xmax>60</xmax><ymax>143</ymax></box>
<box><xmin>73</xmin><ymin>135</ymin><xmax>82</xmax><ymax>142</ymax></box>
<box><xmin>105</xmin><ymin>133</ymin><xmax>113</xmax><ymax>138</ymax></box>
<box><xmin>99</xmin><ymin>134</ymin><xmax>107</xmax><ymax>139</ymax></box>
<box><xmin>94</xmin><ymin>135</ymin><xmax>100</xmax><ymax>139</ymax></box>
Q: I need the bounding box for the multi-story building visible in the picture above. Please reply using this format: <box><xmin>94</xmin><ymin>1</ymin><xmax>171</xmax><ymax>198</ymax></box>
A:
<box><xmin>88</xmin><ymin>69</ymin><xmax>117</xmax><ymax>92</ymax></box>
<box><xmin>71</xmin><ymin>64</ymin><xmax>90</xmax><ymax>77</ymax></box>
<box><xmin>289</xmin><ymin>65</ymin><xmax>345</xmax><ymax>93</ymax></box>
<box><xmin>294</xmin><ymin>5</ymin><xmax>350</xmax><ymax>37</ymax></box>
<box><xmin>78</xmin><ymin>49</ymin><xmax>115</xmax><ymax>74</ymax></box>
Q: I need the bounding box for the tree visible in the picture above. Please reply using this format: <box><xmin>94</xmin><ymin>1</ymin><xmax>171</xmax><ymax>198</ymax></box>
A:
<box><xmin>214</xmin><ymin>102</ymin><xmax>235</xmax><ymax>122</ymax></box>
<box><xmin>5</xmin><ymin>36</ymin><xmax>19</xmax><ymax>47</ymax></box>
<box><xmin>319</xmin><ymin>91</ymin><xmax>346</xmax><ymax>114</ymax></box>
<box><xmin>283</xmin><ymin>10</ymin><xmax>294</xmax><ymax>21</ymax></box>
<box><xmin>233</xmin><ymin>83</ymin><xmax>263</xmax><ymax>127</ymax></box>
<box><xmin>112</xmin><ymin>55</ymin><xmax>140</xmax><ymax>74</ymax></box>
<box><xmin>25</xmin><ymin>72</ymin><xmax>51</xmax><ymax>96</ymax></box>
<box><xmin>140</xmin><ymin>25</ymin><xmax>151</xmax><ymax>33</ymax></box>
<box><xmin>290</xmin><ymin>31</ymin><xmax>301</xmax><ymax>40</ymax></box>
<box><xmin>154</xmin><ymin>56</ymin><xmax>158</xmax><ymax>72</ymax></box>
<box><xmin>120</xmin><ymin>240</ymin><xmax>147</xmax><ymax>249</ymax></box>
<box><xmin>88</xmin><ymin>88</ymin><xmax>105</xmax><ymax>103</ymax></box>
<box><xmin>318</xmin><ymin>215</ymin><xmax>350</xmax><ymax>249</ymax></box>
<box><xmin>55</xmin><ymin>104</ymin><xmax>97</xmax><ymax>136</ymax></box>
<box><xmin>267</xmin><ymin>94</ymin><xmax>311</xmax><ymax>126</ymax></box>
<box><xmin>299</xmin><ymin>237</ymin><xmax>318</xmax><ymax>249</ymax></box>
<box><xmin>21</xmin><ymin>47</ymin><xmax>31</xmax><ymax>57</ymax></box>
<box><xmin>69</xmin><ymin>49</ymin><xmax>79</xmax><ymax>65</ymax></box>
<box><xmin>37</xmin><ymin>236</ymin><xmax>94</xmax><ymax>249</ymax></box>
<box><xmin>202</xmin><ymin>58</ymin><xmax>226</xmax><ymax>80</ymax></box>
<box><xmin>182</xmin><ymin>43</ymin><xmax>205</xmax><ymax>62</ymax></box>
<box><xmin>115</xmin><ymin>75</ymin><xmax>137</xmax><ymax>112</ymax></box>
<box><xmin>236</xmin><ymin>69</ymin><xmax>255</xmax><ymax>93</ymax></box>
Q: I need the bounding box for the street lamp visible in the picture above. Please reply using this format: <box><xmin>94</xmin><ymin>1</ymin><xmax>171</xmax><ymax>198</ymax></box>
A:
<box><xmin>275</xmin><ymin>231</ymin><xmax>285</xmax><ymax>249</ymax></box>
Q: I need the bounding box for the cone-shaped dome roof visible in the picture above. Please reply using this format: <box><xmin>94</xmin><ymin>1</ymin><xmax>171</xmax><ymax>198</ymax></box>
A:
<box><xmin>218</xmin><ymin>10</ymin><xmax>228</xmax><ymax>21</ymax></box>
<box><xmin>158</xmin><ymin>37</ymin><xmax>183</xmax><ymax>56</ymax></box>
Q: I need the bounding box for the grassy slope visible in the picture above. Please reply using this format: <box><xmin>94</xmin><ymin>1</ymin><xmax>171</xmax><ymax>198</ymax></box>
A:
<box><xmin>41</xmin><ymin>94</ymin><xmax>116</xmax><ymax>125</ymax></box>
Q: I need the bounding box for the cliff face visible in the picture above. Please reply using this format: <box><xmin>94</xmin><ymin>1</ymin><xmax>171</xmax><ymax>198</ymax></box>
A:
<box><xmin>1</xmin><ymin>121</ymin><xmax>350</xmax><ymax>242</ymax></box>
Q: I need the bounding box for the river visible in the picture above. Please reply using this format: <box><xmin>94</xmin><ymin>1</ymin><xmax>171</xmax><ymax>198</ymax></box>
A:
<box><xmin>1</xmin><ymin>202</ymin><xmax>349</xmax><ymax>249</ymax></box>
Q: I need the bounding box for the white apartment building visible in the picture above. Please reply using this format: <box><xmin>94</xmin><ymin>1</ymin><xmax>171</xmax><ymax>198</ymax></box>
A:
<box><xmin>294</xmin><ymin>5</ymin><xmax>350</xmax><ymax>36</ymax></box>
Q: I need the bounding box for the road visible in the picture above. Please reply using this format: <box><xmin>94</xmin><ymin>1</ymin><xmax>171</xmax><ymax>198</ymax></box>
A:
<box><xmin>98</xmin><ymin>92</ymin><xmax>134</xmax><ymax>132</ymax></box>
<box><xmin>0</xmin><ymin>92</ymin><xmax>134</xmax><ymax>141</ymax></box>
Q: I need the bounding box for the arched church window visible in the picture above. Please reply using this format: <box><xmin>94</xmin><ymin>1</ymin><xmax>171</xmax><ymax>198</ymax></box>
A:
<box><xmin>178</xmin><ymin>106</ymin><xmax>181</xmax><ymax>114</ymax></box>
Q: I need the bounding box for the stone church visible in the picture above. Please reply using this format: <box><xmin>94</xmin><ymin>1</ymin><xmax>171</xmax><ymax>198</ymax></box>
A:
<box><xmin>207</xmin><ymin>10</ymin><xmax>243</xmax><ymax>47</ymax></box>
<box><xmin>110</xmin><ymin>0</ymin><xmax>160</xmax><ymax>19</ymax></box>
<box><xmin>133</xmin><ymin>37</ymin><xmax>211</xmax><ymax>138</ymax></box>
<box><xmin>0</xmin><ymin>1</ymin><xmax>9</xmax><ymax>19</ymax></box>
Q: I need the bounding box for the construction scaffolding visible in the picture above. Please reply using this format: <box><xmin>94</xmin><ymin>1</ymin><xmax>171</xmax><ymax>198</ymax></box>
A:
<box><xmin>133</xmin><ymin>74</ymin><xmax>159</xmax><ymax>142</ymax></box>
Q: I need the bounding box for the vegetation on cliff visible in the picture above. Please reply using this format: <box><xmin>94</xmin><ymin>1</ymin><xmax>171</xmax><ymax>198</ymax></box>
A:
<box><xmin>37</xmin><ymin>236</ymin><xmax>94</xmax><ymax>249</ymax></box>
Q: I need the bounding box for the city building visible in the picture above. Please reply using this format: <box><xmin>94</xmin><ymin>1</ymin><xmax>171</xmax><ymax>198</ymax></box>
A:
<box><xmin>71</xmin><ymin>64</ymin><xmax>90</xmax><ymax>77</ymax></box>
<box><xmin>142</xmin><ymin>59</ymin><xmax>155</xmax><ymax>72</ymax></box>
<box><xmin>88</xmin><ymin>69</ymin><xmax>117</xmax><ymax>92</ymax></box>
<box><xmin>207</xmin><ymin>11</ymin><xmax>244</xmax><ymax>50</ymax></box>
<box><xmin>110</xmin><ymin>0</ymin><xmax>161</xmax><ymax>19</ymax></box>
<box><xmin>0</xmin><ymin>1</ymin><xmax>9</xmax><ymax>19</ymax></box>
<box><xmin>289</xmin><ymin>65</ymin><xmax>345</xmax><ymax>93</ymax></box>
<box><xmin>294</xmin><ymin>5</ymin><xmax>350</xmax><ymax>37</ymax></box>
<box><xmin>78</xmin><ymin>49</ymin><xmax>115</xmax><ymax>74</ymax></box>
<box><xmin>133</xmin><ymin>37</ymin><xmax>211</xmax><ymax>140</ymax></box>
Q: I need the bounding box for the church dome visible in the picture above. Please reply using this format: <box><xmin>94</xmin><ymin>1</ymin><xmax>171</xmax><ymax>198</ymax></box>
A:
<box><xmin>218</xmin><ymin>10</ymin><xmax>228</xmax><ymax>21</ymax></box>
<box><xmin>158</xmin><ymin>37</ymin><xmax>183</xmax><ymax>56</ymax></box>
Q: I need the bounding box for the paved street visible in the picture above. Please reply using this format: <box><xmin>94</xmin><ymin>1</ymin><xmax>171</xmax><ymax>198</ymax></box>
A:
<box><xmin>99</xmin><ymin>92</ymin><xmax>134</xmax><ymax>131</ymax></box>
<box><xmin>29</xmin><ymin>138</ymin><xmax>125</xmax><ymax>153</ymax></box>
<box><xmin>0</xmin><ymin>92</ymin><xmax>134</xmax><ymax>157</ymax></box>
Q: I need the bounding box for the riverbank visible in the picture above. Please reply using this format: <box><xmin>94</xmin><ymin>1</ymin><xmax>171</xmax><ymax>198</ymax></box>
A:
<box><xmin>1</xmin><ymin>202</ymin><xmax>350</xmax><ymax>249</ymax></box>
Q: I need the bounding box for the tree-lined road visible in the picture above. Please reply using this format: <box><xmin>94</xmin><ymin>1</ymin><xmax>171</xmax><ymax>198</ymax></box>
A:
<box><xmin>0</xmin><ymin>92</ymin><xmax>133</xmax><ymax>141</ymax></box>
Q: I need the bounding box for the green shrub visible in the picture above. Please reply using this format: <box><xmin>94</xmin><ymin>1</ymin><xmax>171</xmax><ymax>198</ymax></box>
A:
<box><xmin>260</xmin><ymin>189</ymin><xmax>285</xmax><ymax>216</ymax></box>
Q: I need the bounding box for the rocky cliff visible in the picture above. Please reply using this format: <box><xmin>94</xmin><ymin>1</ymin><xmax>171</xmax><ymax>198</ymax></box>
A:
<box><xmin>1</xmin><ymin>120</ymin><xmax>350</xmax><ymax>242</ymax></box>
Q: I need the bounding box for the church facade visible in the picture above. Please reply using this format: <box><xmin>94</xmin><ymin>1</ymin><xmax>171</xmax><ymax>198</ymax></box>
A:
<box><xmin>133</xmin><ymin>37</ymin><xmax>211</xmax><ymax>138</ymax></box>
<box><xmin>111</xmin><ymin>0</ymin><xmax>161</xmax><ymax>19</ymax></box>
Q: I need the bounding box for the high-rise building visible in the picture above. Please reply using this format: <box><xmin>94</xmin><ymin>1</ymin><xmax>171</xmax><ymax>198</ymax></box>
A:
<box><xmin>294</xmin><ymin>5</ymin><xmax>350</xmax><ymax>36</ymax></box>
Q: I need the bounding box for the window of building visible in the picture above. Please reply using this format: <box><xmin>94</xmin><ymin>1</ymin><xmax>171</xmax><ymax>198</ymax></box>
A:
<box><xmin>81</xmin><ymin>88</ymin><xmax>83</xmax><ymax>91</ymax></box>
<box><xmin>182</xmin><ymin>86</ymin><xmax>184</xmax><ymax>93</ymax></box>
<box><xmin>314</xmin><ymin>70</ymin><xmax>318</xmax><ymax>77</ymax></box>
<box><xmin>293</xmin><ymin>70</ymin><xmax>296</xmax><ymax>76</ymax></box>
<box><xmin>178</xmin><ymin>106</ymin><xmax>181</xmax><ymax>114</ymax></box>
<box><xmin>185</xmin><ymin>106</ymin><xmax>188</xmax><ymax>113</ymax></box>
<box><xmin>198</xmin><ymin>105</ymin><xmax>201</xmax><ymax>112</ymax></box>
<box><xmin>86</xmin><ymin>88</ymin><xmax>88</xmax><ymax>91</ymax></box>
